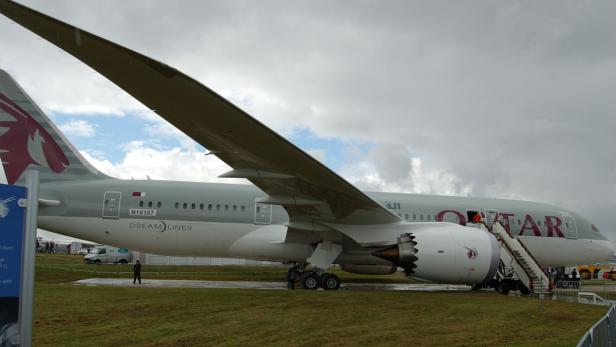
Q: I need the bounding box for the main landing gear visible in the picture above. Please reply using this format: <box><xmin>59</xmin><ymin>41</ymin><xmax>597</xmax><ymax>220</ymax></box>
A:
<box><xmin>300</xmin><ymin>271</ymin><xmax>341</xmax><ymax>290</ymax></box>
<box><xmin>289</xmin><ymin>241</ymin><xmax>343</xmax><ymax>290</ymax></box>
<box><xmin>289</xmin><ymin>266</ymin><xmax>341</xmax><ymax>290</ymax></box>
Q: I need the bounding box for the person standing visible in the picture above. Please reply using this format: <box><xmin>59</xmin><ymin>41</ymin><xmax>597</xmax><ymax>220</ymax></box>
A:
<box><xmin>287</xmin><ymin>266</ymin><xmax>300</xmax><ymax>290</ymax></box>
<box><xmin>133</xmin><ymin>260</ymin><xmax>142</xmax><ymax>284</ymax></box>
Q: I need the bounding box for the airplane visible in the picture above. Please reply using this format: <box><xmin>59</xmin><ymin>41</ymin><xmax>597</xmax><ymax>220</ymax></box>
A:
<box><xmin>0</xmin><ymin>0</ymin><xmax>614</xmax><ymax>292</ymax></box>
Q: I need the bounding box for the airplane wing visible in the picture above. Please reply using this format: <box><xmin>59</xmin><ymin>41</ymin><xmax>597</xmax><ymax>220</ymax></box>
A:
<box><xmin>0</xmin><ymin>0</ymin><xmax>400</xmax><ymax>228</ymax></box>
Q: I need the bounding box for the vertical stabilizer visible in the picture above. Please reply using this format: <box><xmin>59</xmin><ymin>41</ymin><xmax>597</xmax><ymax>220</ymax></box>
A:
<box><xmin>0</xmin><ymin>69</ymin><xmax>107</xmax><ymax>184</ymax></box>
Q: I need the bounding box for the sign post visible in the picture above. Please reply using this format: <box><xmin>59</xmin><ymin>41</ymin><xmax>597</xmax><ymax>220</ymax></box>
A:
<box><xmin>19</xmin><ymin>170</ymin><xmax>39</xmax><ymax>347</ymax></box>
<box><xmin>0</xmin><ymin>170</ymin><xmax>38</xmax><ymax>347</ymax></box>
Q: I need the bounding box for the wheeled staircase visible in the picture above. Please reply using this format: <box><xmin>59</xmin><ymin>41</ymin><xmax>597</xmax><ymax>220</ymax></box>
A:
<box><xmin>476</xmin><ymin>220</ymin><xmax>551</xmax><ymax>294</ymax></box>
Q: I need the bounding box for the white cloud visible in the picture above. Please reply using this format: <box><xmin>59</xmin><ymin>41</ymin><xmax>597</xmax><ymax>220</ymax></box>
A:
<box><xmin>58</xmin><ymin>119</ymin><xmax>97</xmax><ymax>137</ymax></box>
<box><xmin>80</xmin><ymin>144</ymin><xmax>247</xmax><ymax>185</ymax></box>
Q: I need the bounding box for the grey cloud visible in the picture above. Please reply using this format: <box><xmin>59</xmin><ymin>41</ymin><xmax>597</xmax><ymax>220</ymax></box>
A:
<box><xmin>2</xmin><ymin>1</ymin><xmax>616</xmax><ymax>241</ymax></box>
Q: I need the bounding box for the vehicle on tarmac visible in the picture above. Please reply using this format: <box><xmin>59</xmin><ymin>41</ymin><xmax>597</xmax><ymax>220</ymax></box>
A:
<box><xmin>84</xmin><ymin>246</ymin><xmax>132</xmax><ymax>264</ymax></box>
<box><xmin>0</xmin><ymin>1</ymin><xmax>614</xmax><ymax>292</ymax></box>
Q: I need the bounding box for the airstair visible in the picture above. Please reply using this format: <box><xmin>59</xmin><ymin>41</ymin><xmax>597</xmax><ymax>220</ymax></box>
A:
<box><xmin>475</xmin><ymin>221</ymin><xmax>551</xmax><ymax>294</ymax></box>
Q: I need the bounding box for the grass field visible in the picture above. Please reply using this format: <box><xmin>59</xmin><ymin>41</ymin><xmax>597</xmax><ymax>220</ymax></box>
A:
<box><xmin>31</xmin><ymin>254</ymin><xmax>607</xmax><ymax>346</ymax></box>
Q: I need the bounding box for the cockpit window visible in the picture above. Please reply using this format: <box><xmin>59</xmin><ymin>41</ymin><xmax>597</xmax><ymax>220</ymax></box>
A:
<box><xmin>592</xmin><ymin>224</ymin><xmax>600</xmax><ymax>232</ymax></box>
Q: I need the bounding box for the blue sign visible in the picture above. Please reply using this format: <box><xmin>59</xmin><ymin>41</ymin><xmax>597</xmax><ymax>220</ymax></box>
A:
<box><xmin>0</xmin><ymin>183</ymin><xmax>27</xmax><ymax>298</ymax></box>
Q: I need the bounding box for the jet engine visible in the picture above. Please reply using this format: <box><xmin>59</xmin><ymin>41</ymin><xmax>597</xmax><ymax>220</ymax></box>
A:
<box><xmin>373</xmin><ymin>223</ymin><xmax>500</xmax><ymax>285</ymax></box>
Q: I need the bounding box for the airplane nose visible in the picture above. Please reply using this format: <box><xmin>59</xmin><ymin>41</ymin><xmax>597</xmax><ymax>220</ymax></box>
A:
<box><xmin>608</xmin><ymin>241</ymin><xmax>616</xmax><ymax>258</ymax></box>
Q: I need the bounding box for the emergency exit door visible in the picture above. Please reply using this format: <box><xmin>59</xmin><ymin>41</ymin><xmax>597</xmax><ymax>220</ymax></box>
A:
<box><xmin>562</xmin><ymin>214</ymin><xmax>578</xmax><ymax>239</ymax></box>
<box><xmin>102</xmin><ymin>191</ymin><xmax>122</xmax><ymax>219</ymax></box>
<box><xmin>254</xmin><ymin>199</ymin><xmax>272</xmax><ymax>224</ymax></box>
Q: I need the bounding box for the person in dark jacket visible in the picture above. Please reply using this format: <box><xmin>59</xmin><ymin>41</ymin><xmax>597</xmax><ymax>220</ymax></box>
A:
<box><xmin>287</xmin><ymin>265</ymin><xmax>300</xmax><ymax>290</ymax></box>
<box><xmin>133</xmin><ymin>260</ymin><xmax>142</xmax><ymax>284</ymax></box>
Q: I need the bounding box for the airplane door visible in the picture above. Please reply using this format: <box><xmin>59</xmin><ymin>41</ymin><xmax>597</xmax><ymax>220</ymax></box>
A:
<box><xmin>484</xmin><ymin>209</ymin><xmax>500</xmax><ymax>226</ymax></box>
<box><xmin>562</xmin><ymin>214</ymin><xmax>578</xmax><ymax>239</ymax></box>
<box><xmin>254</xmin><ymin>199</ymin><xmax>272</xmax><ymax>224</ymax></box>
<box><xmin>102</xmin><ymin>191</ymin><xmax>122</xmax><ymax>219</ymax></box>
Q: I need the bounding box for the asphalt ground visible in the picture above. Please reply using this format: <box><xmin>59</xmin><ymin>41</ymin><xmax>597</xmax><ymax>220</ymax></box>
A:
<box><xmin>73</xmin><ymin>277</ymin><xmax>471</xmax><ymax>291</ymax></box>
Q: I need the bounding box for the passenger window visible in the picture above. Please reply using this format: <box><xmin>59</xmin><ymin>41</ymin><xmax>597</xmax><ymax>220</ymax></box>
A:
<box><xmin>405</xmin><ymin>213</ymin><xmax>409</xmax><ymax>220</ymax></box>
<box><xmin>427</xmin><ymin>215</ymin><xmax>431</xmax><ymax>221</ymax></box>
<box><xmin>208</xmin><ymin>204</ymin><xmax>212</xmax><ymax>211</ymax></box>
<box><xmin>420</xmin><ymin>214</ymin><xmax>424</xmax><ymax>221</ymax></box>
<box><xmin>157</xmin><ymin>202</ymin><xmax>162</xmax><ymax>208</ymax></box>
<box><xmin>241</xmin><ymin>205</ymin><xmax>245</xmax><ymax>212</ymax></box>
<box><xmin>233</xmin><ymin>205</ymin><xmax>237</xmax><ymax>211</ymax></box>
<box><xmin>413</xmin><ymin>214</ymin><xmax>416</xmax><ymax>220</ymax></box>
<box><xmin>216</xmin><ymin>204</ymin><xmax>220</xmax><ymax>211</ymax></box>
<box><xmin>225</xmin><ymin>205</ymin><xmax>229</xmax><ymax>211</ymax></box>
<box><xmin>175</xmin><ymin>202</ymin><xmax>179</xmax><ymax>208</ymax></box>
<box><xmin>191</xmin><ymin>203</ymin><xmax>196</xmax><ymax>210</ymax></box>
<box><xmin>183</xmin><ymin>203</ymin><xmax>187</xmax><ymax>209</ymax></box>
<box><xmin>148</xmin><ymin>201</ymin><xmax>152</xmax><ymax>208</ymax></box>
<box><xmin>517</xmin><ymin>219</ymin><xmax>521</xmax><ymax>225</ymax></box>
<box><xmin>200</xmin><ymin>203</ymin><xmax>204</xmax><ymax>210</ymax></box>
<box><xmin>139</xmin><ymin>201</ymin><xmax>144</xmax><ymax>207</ymax></box>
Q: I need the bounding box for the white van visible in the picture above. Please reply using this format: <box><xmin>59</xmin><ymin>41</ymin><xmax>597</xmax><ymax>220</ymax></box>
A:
<box><xmin>84</xmin><ymin>246</ymin><xmax>132</xmax><ymax>264</ymax></box>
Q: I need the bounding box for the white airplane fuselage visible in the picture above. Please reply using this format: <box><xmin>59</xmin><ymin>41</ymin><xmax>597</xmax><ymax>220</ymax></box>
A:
<box><xmin>37</xmin><ymin>179</ymin><xmax>615</xmax><ymax>268</ymax></box>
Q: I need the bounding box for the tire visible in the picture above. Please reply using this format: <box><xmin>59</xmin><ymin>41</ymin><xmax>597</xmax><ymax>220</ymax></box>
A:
<box><xmin>320</xmin><ymin>273</ymin><xmax>341</xmax><ymax>290</ymax></box>
<box><xmin>300</xmin><ymin>272</ymin><xmax>320</xmax><ymax>290</ymax></box>
<box><xmin>95</xmin><ymin>259</ymin><xmax>101</xmax><ymax>264</ymax></box>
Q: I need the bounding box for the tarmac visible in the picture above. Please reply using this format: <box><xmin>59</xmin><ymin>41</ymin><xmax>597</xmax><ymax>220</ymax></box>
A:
<box><xmin>72</xmin><ymin>278</ymin><xmax>471</xmax><ymax>292</ymax></box>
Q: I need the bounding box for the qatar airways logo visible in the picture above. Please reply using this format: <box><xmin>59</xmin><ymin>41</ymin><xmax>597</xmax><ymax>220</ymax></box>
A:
<box><xmin>464</xmin><ymin>247</ymin><xmax>478</xmax><ymax>259</ymax></box>
<box><xmin>0</xmin><ymin>93</ymin><xmax>69</xmax><ymax>184</ymax></box>
<box><xmin>0</xmin><ymin>196</ymin><xmax>15</xmax><ymax>219</ymax></box>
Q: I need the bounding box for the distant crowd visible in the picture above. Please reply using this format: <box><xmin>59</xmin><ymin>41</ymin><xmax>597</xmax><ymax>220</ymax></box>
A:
<box><xmin>36</xmin><ymin>239</ymin><xmax>57</xmax><ymax>254</ymax></box>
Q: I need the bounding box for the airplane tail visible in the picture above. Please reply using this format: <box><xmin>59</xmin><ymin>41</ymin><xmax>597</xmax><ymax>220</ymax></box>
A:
<box><xmin>0</xmin><ymin>69</ymin><xmax>107</xmax><ymax>184</ymax></box>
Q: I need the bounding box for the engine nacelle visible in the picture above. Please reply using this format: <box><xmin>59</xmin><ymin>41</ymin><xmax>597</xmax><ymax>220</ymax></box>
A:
<box><xmin>341</xmin><ymin>264</ymin><xmax>397</xmax><ymax>275</ymax></box>
<box><xmin>373</xmin><ymin>223</ymin><xmax>499</xmax><ymax>285</ymax></box>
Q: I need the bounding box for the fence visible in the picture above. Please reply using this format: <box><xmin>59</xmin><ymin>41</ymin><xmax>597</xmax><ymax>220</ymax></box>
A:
<box><xmin>553</xmin><ymin>280</ymin><xmax>581</xmax><ymax>303</ymax></box>
<box><xmin>577</xmin><ymin>305</ymin><xmax>616</xmax><ymax>346</ymax></box>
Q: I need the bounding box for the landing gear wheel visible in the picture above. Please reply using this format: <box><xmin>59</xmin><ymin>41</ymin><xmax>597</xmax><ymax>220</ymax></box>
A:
<box><xmin>320</xmin><ymin>273</ymin><xmax>341</xmax><ymax>290</ymax></box>
<box><xmin>300</xmin><ymin>272</ymin><xmax>320</xmax><ymax>290</ymax></box>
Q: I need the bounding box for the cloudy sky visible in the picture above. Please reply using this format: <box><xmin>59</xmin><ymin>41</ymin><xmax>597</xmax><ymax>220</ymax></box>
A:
<box><xmin>1</xmin><ymin>1</ymin><xmax>615</xmax><ymax>243</ymax></box>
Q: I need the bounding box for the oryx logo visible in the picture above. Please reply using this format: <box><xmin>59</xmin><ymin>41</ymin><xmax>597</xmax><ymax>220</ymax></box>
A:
<box><xmin>464</xmin><ymin>247</ymin><xmax>478</xmax><ymax>259</ymax></box>
<box><xmin>0</xmin><ymin>92</ymin><xmax>69</xmax><ymax>184</ymax></box>
<box><xmin>0</xmin><ymin>196</ymin><xmax>15</xmax><ymax>219</ymax></box>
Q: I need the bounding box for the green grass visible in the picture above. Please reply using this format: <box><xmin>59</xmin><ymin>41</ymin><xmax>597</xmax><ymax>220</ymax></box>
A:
<box><xmin>31</xmin><ymin>254</ymin><xmax>608</xmax><ymax>346</ymax></box>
